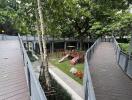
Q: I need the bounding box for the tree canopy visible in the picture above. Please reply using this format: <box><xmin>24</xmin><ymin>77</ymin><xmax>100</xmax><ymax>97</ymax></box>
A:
<box><xmin>0</xmin><ymin>0</ymin><xmax>132</xmax><ymax>38</ymax></box>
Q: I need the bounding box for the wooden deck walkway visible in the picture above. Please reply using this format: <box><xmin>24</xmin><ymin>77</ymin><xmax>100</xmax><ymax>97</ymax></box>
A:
<box><xmin>0</xmin><ymin>40</ymin><xmax>30</xmax><ymax>100</ymax></box>
<box><xmin>89</xmin><ymin>42</ymin><xmax>132</xmax><ymax>100</ymax></box>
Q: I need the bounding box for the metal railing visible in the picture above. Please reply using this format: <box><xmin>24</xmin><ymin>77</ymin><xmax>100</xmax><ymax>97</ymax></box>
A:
<box><xmin>84</xmin><ymin>37</ymin><xmax>102</xmax><ymax>100</ymax></box>
<box><xmin>0</xmin><ymin>34</ymin><xmax>18</xmax><ymax>40</ymax></box>
<box><xmin>18</xmin><ymin>34</ymin><xmax>47</xmax><ymax>100</ymax></box>
<box><xmin>84</xmin><ymin>36</ymin><xmax>116</xmax><ymax>100</ymax></box>
<box><xmin>112</xmin><ymin>36</ymin><xmax>132</xmax><ymax>78</ymax></box>
<box><xmin>0</xmin><ymin>34</ymin><xmax>94</xmax><ymax>42</ymax></box>
<box><xmin>0</xmin><ymin>34</ymin><xmax>6</xmax><ymax>40</ymax></box>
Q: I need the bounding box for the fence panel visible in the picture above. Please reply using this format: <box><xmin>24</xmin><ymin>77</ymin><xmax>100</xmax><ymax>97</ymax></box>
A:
<box><xmin>112</xmin><ymin>36</ymin><xmax>132</xmax><ymax>79</ymax></box>
<box><xmin>127</xmin><ymin>58</ymin><xmax>132</xmax><ymax>78</ymax></box>
<box><xmin>118</xmin><ymin>52</ymin><xmax>128</xmax><ymax>70</ymax></box>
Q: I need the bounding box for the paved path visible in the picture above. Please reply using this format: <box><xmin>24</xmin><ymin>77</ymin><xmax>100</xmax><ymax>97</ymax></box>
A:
<box><xmin>32</xmin><ymin>60</ymin><xmax>84</xmax><ymax>100</ymax></box>
<box><xmin>0</xmin><ymin>40</ymin><xmax>30</xmax><ymax>100</ymax></box>
<box><xmin>89</xmin><ymin>42</ymin><xmax>132</xmax><ymax>100</ymax></box>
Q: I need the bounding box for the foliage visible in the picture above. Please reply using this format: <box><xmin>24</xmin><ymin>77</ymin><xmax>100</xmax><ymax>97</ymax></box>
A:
<box><xmin>0</xmin><ymin>0</ymin><xmax>132</xmax><ymax>38</ymax></box>
<box><xmin>0</xmin><ymin>0</ymin><xmax>36</xmax><ymax>35</ymax></box>
<box><xmin>111</xmin><ymin>12</ymin><xmax>132</xmax><ymax>37</ymax></box>
<box><xmin>40</xmin><ymin>0</ymin><xmax>132</xmax><ymax>40</ymax></box>
<box><xmin>119</xmin><ymin>43</ymin><xmax>129</xmax><ymax>53</ymax></box>
<box><xmin>116</xmin><ymin>38</ymin><xmax>129</xmax><ymax>43</ymax></box>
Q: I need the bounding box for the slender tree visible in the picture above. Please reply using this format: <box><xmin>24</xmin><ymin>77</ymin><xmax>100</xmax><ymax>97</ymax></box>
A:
<box><xmin>35</xmin><ymin>10</ymin><xmax>43</xmax><ymax>75</ymax></box>
<box><xmin>36</xmin><ymin>0</ymin><xmax>51</xmax><ymax>89</ymax></box>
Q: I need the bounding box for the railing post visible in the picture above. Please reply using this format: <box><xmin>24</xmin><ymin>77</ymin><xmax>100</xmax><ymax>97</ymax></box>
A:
<box><xmin>34</xmin><ymin>35</ymin><xmax>36</xmax><ymax>41</ymax></box>
<box><xmin>22</xmin><ymin>51</ymin><xmax>25</xmax><ymax>65</ymax></box>
<box><xmin>64</xmin><ymin>41</ymin><xmax>67</xmax><ymax>50</ymax></box>
<box><xmin>85</xmin><ymin>80</ymin><xmax>89</xmax><ymax>100</ymax></box>
<box><xmin>51</xmin><ymin>41</ymin><xmax>54</xmax><ymax>54</ymax></box>
<box><xmin>118</xmin><ymin>51</ymin><xmax>121</xmax><ymax>64</ymax></box>
<box><xmin>27</xmin><ymin>62</ymin><xmax>31</xmax><ymax>96</ymax></box>
<box><xmin>2</xmin><ymin>34</ymin><xmax>4</xmax><ymax>40</ymax></box>
<box><xmin>124</xmin><ymin>56</ymin><xmax>129</xmax><ymax>72</ymax></box>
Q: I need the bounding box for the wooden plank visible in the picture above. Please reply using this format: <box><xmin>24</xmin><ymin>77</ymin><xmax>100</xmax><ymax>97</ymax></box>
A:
<box><xmin>0</xmin><ymin>40</ymin><xmax>30</xmax><ymax>100</ymax></box>
<box><xmin>89</xmin><ymin>42</ymin><xmax>132</xmax><ymax>100</ymax></box>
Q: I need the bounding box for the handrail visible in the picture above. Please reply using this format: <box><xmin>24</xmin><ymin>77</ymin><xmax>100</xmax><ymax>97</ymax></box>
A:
<box><xmin>0</xmin><ymin>34</ymin><xmax>6</xmax><ymax>40</ymax></box>
<box><xmin>0</xmin><ymin>34</ymin><xmax>94</xmax><ymax>42</ymax></box>
<box><xmin>112</xmin><ymin>36</ymin><xmax>121</xmax><ymax>50</ymax></box>
<box><xmin>84</xmin><ymin>37</ymin><xmax>102</xmax><ymax>100</ymax></box>
<box><xmin>112</xmin><ymin>36</ymin><xmax>132</xmax><ymax>78</ymax></box>
<box><xmin>18</xmin><ymin>34</ymin><xmax>47</xmax><ymax>100</ymax></box>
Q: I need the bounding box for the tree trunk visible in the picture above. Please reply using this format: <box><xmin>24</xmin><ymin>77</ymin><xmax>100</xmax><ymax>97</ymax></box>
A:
<box><xmin>79</xmin><ymin>38</ymin><xmax>83</xmax><ymax>51</ymax></box>
<box><xmin>38</xmin><ymin>34</ymin><xmax>43</xmax><ymax>62</ymax></box>
<box><xmin>37</xmin><ymin>0</ymin><xmax>51</xmax><ymax>89</ymax></box>
<box><xmin>35</xmin><ymin>9</ymin><xmax>44</xmax><ymax>78</ymax></box>
<box><xmin>37</xmin><ymin>27</ymin><xmax>44</xmax><ymax>76</ymax></box>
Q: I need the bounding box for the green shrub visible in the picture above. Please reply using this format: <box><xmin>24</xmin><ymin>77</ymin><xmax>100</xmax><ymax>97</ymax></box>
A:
<box><xmin>119</xmin><ymin>43</ymin><xmax>129</xmax><ymax>53</ymax></box>
<box><xmin>27</xmin><ymin>51</ymin><xmax>36</xmax><ymax>62</ymax></box>
<box><xmin>116</xmin><ymin>38</ymin><xmax>129</xmax><ymax>43</ymax></box>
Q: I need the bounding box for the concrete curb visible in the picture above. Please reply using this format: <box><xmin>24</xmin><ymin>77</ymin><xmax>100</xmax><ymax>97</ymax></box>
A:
<box><xmin>49</xmin><ymin>68</ymin><xmax>83</xmax><ymax>100</ymax></box>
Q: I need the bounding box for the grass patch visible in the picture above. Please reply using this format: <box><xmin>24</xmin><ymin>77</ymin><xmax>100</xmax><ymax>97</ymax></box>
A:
<box><xmin>50</xmin><ymin>58</ymin><xmax>84</xmax><ymax>85</ymax></box>
<box><xmin>119</xmin><ymin>43</ymin><xmax>129</xmax><ymax>54</ymax></box>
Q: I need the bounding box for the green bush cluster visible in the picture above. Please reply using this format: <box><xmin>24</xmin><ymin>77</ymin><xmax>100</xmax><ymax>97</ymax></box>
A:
<box><xmin>117</xmin><ymin>38</ymin><xmax>129</xmax><ymax>43</ymax></box>
<box><xmin>119</xmin><ymin>43</ymin><xmax>129</xmax><ymax>53</ymax></box>
<box><xmin>27</xmin><ymin>51</ymin><xmax>37</xmax><ymax>62</ymax></box>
